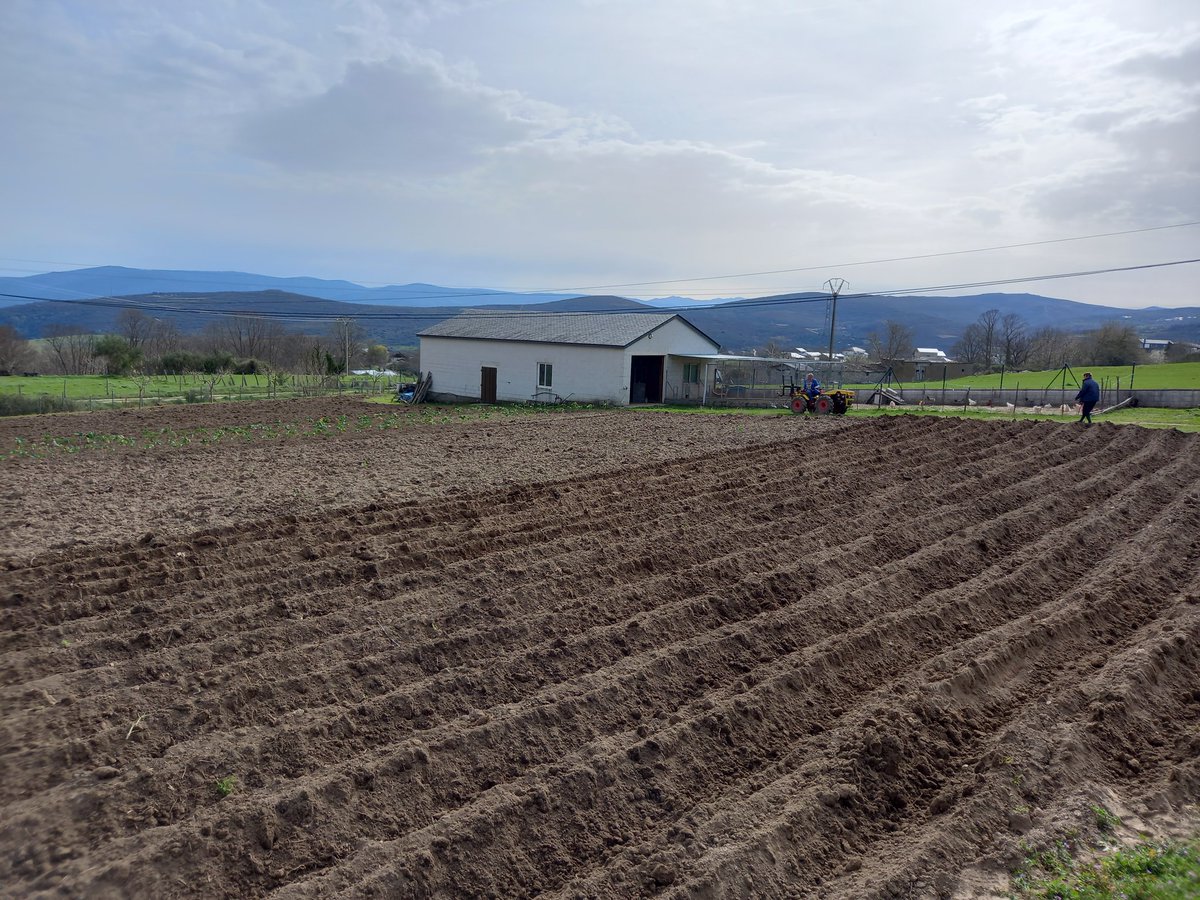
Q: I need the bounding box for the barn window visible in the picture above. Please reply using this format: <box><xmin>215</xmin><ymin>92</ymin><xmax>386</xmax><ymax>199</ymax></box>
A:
<box><xmin>538</xmin><ymin>362</ymin><xmax>553</xmax><ymax>389</ymax></box>
<box><xmin>683</xmin><ymin>363</ymin><xmax>700</xmax><ymax>384</ymax></box>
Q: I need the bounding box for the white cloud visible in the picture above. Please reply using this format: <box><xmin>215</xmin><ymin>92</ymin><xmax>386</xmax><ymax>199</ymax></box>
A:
<box><xmin>0</xmin><ymin>0</ymin><xmax>1197</xmax><ymax>305</ymax></box>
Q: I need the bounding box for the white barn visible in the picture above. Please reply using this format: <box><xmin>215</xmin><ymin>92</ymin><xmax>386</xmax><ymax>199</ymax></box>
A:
<box><xmin>417</xmin><ymin>312</ymin><xmax>721</xmax><ymax>405</ymax></box>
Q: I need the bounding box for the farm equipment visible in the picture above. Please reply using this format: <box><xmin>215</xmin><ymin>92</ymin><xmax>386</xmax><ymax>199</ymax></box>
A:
<box><xmin>790</xmin><ymin>388</ymin><xmax>855</xmax><ymax>415</ymax></box>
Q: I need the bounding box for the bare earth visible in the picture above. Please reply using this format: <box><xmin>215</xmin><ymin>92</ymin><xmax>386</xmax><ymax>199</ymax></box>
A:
<box><xmin>1</xmin><ymin>399</ymin><xmax>1198</xmax><ymax>898</ymax></box>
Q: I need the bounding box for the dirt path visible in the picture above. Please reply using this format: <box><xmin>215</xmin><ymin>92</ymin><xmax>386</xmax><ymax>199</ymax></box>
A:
<box><xmin>1</xmin><ymin>403</ymin><xmax>1198</xmax><ymax>898</ymax></box>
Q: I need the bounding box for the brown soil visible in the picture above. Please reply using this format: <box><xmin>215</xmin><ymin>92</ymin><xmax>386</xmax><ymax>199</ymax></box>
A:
<box><xmin>1</xmin><ymin>400</ymin><xmax>1198</xmax><ymax>898</ymax></box>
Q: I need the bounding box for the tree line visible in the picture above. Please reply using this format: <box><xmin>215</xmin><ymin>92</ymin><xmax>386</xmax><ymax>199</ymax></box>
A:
<box><xmin>860</xmin><ymin>312</ymin><xmax>1189</xmax><ymax>370</ymax></box>
<box><xmin>0</xmin><ymin>310</ymin><xmax>412</xmax><ymax>377</ymax></box>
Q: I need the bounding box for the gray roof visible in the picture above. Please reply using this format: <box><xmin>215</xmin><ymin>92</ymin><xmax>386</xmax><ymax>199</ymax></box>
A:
<box><xmin>417</xmin><ymin>312</ymin><xmax>719</xmax><ymax>349</ymax></box>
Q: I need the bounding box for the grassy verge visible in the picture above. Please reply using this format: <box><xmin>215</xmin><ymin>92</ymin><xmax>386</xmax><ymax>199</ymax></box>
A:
<box><xmin>1011</xmin><ymin>837</ymin><xmax>1199</xmax><ymax>899</ymax></box>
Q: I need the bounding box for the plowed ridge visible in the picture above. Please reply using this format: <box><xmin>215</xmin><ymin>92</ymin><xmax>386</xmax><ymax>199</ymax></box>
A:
<box><xmin>2</xmin><ymin>415</ymin><xmax>1198</xmax><ymax>898</ymax></box>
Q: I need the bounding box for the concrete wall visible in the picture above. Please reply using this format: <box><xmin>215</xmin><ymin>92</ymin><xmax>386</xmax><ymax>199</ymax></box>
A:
<box><xmin>869</xmin><ymin>387</ymin><xmax>1200</xmax><ymax>409</ymax></box>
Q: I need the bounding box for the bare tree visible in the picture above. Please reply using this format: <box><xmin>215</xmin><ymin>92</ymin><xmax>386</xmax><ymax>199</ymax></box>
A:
<box><xmin>43</xmin><ymin>324</ymin><xmax>99</xmax><ymax>375</ymax></box>
<box><xmin>147</xmin><ymin>319</ymin><xmax>184</xmax><ymax>360</ymax></box>
<box><xmin>203</xmin><ymin>315</ymin><xmax>285</xmax><ymax>364</ymax></box>
<box><xmin>0</xmin><ymin>325</ymin><xmax>35</xmax><ymax>373</ymax></box>
<box><xmin>1027</xmin><ymin>326</ymin><xmax>1077</xmax><ymax>370</ymax></box>
<box><xmin>999</xmin><ymin>313</ymin><xmax>1030</xmax><ymax>368</ymax></box>
<box><xmin>976</xmin><ymin>309</ymin><xmax>1000</xmax><ymax>365</ymax></box>
<box><xmin>1078</xmin><ymin>321</ymin><xmax>1145</xmax><ymax>366</ymax></box>
<box><xmin>760</xmin><ymin>337</ymin><xmax>790</xmax><ymax>358</ymax></box>
<box><xmin>952</xmin><ymin>322</ymin><xmax>989</xmax><ymax>368</ymax></box>
<box><xmin>329</xmin><ymin>317</ymin><xmax>365</xmax><ymax>373</ymax></box>
<box><xmin>116</xmin><ymin>308</ymin><xmax>157</xmax><ymax>350</ymax></box>
<box><xmin>1166</xmin><ymin>341</ymin><xmax>1200</xmax><ymax>362</ymax></box>
<box><xmin>865</xmin><ymin>320</ymin><xmax>915</xmax><ymax>361</ymax></box>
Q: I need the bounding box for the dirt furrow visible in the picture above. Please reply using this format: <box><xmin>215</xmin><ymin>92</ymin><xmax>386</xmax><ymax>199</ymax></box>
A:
<box><xmin>110</xmin><ymin>429</ymin><xmax>1190</xmax><ymax>900</ymax></box>
<box><xmin>3</xmin><ymin>410</ymin><xmax>1197</xmax><ymax>899</ymax></box>
<box><xmin>0</xmin><ymin>422</ymin><xmax>1138</xmax><ymax>808</ymax></box>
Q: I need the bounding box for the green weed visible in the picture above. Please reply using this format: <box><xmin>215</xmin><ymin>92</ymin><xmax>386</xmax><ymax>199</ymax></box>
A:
<box><xmin>1091</xmin><ymin>805</ymin><xmax>1120</xmax><ymax>835</ymax></box>
<box><xmin>1011</xmin><ymin>837</ymin><xmax>1199</xmax><ymax>899</ymax></box>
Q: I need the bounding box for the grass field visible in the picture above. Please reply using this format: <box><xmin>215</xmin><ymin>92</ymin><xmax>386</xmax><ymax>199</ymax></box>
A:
<box><xmin>0</xmin><ymin>372</ymin><xmax>404</xmax><ymax>403</ymax></box>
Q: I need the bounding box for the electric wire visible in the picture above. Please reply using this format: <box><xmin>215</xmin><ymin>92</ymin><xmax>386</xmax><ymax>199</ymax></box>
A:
<box><xmin>1</xmin><ymin>257</ymin><xmax>1196</xmax><ymax>324</ymax></box>
<box><xmin>1</xmin><ymin>220</ymin><xmax>1197</xmax><ymax>303</ymax></box>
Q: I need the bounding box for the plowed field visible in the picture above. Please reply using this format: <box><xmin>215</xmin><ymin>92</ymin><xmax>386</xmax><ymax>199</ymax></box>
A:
<box><xmin>2</xmin><ymin>401</ymin><xmax>1198</xmax><ymax>899</ymax></box>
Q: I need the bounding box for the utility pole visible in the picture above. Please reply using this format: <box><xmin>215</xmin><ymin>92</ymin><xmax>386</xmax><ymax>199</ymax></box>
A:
<box><xmin>338</xmin><ymin>316</ymin><xmax>352</xmax><ymax>377</ymax></box>
<box><xmin>824</xmin><ymin>278</ymin><xmax>847</xmax><ymax>365</ymax></box>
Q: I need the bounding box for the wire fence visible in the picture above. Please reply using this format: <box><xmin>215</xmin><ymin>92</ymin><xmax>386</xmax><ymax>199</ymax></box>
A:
<box><xmin>4</xmin><ymin>373</ymin><xmax>408</xmax><ymax>410</ymax></box>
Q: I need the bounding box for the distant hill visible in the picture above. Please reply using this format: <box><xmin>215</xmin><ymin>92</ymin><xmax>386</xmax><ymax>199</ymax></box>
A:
<box><xmin>0</xmin><ymin>291</ymin><xmax>457</xmax><ymax>347</ymax></box>
<box><xmin>679</xmin><ymin>291</ymin><xmax>1200</xmax><ymax>351</ymax></box>
<box><xmin>0</xmin><ymin>291</ymin><xmax>659</xmax><ymax>347</ymax></box>
<box><xmin>1</xmin><ymin>267</ymin><xmax>1198</xmax><ymax>351</ymax></box>
<box><xmin>0</xmin><ymin>266</ymin><xmax>582</xmax><ymax>308</ymax></box>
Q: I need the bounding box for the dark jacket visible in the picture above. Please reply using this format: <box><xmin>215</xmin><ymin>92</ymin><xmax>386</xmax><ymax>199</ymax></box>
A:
<box><xmin>1076</xmin><ymin>376</ymin><xmax>1100</xmax><ymax>404</ymax></box>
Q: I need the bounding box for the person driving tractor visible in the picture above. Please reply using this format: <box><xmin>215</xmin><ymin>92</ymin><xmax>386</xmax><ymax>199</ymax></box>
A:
<box><xmin>802</xmin><ymin>372</ymin><xmax>821</xmax><ymax>399</ymax></box>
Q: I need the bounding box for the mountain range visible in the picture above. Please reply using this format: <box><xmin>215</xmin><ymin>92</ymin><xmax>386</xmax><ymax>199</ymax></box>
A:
<box><xmin>0</xmin><ymin>266</ymin><xmax>579</xmax><ymax>308</ymax></box>
<box><xmin>1</xmin><ymin>266</ymin><xmax>1197</xmax><ymax>352</ymax></box>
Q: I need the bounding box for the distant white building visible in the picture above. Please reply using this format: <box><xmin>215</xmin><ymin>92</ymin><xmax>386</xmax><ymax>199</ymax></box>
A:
<box><xmin>914</xmin><ymin>347</ymin><xmax>949</xmax><ymax>360</ymax></box>
<box><xmin>418</xmin><ymin>312</ymin><xmax>721</xmax><ymax>405</ymax></box>
<box><xmin>1141</xmin><ymin>338</ymin><xmax>1172</xmax><ymax>360</ymax></box>
<box><xmin>790</xmin><ymin>347</ymin><xmax>824</xmax><ymax>360</ymax></box>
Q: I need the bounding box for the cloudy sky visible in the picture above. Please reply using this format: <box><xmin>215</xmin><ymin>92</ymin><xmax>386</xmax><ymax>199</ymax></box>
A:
<box><xmin>2</xmin><ymin>0</ymin><xmax>1198</xmax><ymax>306</ymax></box>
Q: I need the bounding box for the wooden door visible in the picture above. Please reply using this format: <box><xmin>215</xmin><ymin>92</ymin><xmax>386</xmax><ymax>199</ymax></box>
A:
<box><xmin>480</xmin><ymin>366</ymin><xmax>497</xmax><ymax>403</ymax></box>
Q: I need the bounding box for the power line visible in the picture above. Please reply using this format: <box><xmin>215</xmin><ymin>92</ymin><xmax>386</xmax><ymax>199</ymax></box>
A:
<box><xmin>1</xmin><ymin>220</ymin><xmax>1197</xmax><ymax>303</ymax></box>
<box><xmin>527</xmin><ymin>221</ymin><xmax>1200</xmax><ymax>293</ymax></box>
<box><xmin>2</xmin><ymin>257</ymin><xmax>1196</xmax><ymax>323</ymax></box>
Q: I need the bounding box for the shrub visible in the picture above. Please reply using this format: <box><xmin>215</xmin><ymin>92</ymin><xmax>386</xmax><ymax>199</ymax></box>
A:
<box><xmin>0</xmin><ymin>394</ymin><xmax>78</xmax><ymax>417</ymax></box>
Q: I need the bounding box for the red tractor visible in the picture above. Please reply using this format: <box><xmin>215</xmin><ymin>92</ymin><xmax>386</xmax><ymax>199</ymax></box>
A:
<box><xmin>790</xmin><ymin>388</ymin><xmax>855</xmax><ymax>415</ymax></box>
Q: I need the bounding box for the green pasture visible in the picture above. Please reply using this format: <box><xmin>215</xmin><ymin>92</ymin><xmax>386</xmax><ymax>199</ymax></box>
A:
<box><xmin>0</xmin><ymin>372</ymin><xmax>403</xmax><ymax>404</ymax></box>
<box><xmin>849</xmin><ymin>361</ymin><xmax>1200</xmax><ymax>392</ymax></box>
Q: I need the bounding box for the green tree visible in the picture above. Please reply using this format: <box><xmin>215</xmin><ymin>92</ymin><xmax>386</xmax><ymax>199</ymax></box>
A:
<box><xmin>365</xmin><ymin>344</ymin><xmax>389</xmax><ymax>369</ymax></box>
<box><xmin>93</xmin><ymin>335</ymin><xmax>143</xmax><ymax>375</ymax></box>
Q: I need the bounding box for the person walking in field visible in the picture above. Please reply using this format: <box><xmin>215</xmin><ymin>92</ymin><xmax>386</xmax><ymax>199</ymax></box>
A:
<box><xmin>1075</xmin><ymin>371</ymin><xmax>1100</xmax><ymax>424</ymax></box>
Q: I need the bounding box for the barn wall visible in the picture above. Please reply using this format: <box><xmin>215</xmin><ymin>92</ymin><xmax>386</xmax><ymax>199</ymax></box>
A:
<box><xmin>420</xmin><ymin>336</ymin><xmax>629</xmax><ymax>404</ymax></box>
<box><xmin>421</xmin><ymin>318</ymin><xmax>720</xmax><ymax>405</ymax></box>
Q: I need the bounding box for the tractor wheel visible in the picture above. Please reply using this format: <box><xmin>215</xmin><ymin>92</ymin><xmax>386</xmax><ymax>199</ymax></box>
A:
<box><xmin>813</xmin><ymin>395</ymin><xmax>834</xmax><ymax>415</ymax></box>
<box><xmin>831</xmin><ymin>394</ymin><xmax>848</xmax><ymax>415</ymax></box>
<box><xmin>790</xmin><ymin>397</ymin><xmax>807</xmax><ymax>414</ymax></box>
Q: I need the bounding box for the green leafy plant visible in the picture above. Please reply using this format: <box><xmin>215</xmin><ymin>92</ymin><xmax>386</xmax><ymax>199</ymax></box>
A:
<box><xmin>215</xmin><ymin>776</ymin><xmax>237</xmax><ymax>798</ymax></box>
<box><xmin>1091</xmin><ymin>804</ymin><xmax>1120</xmax><ymax>835</ymax></box>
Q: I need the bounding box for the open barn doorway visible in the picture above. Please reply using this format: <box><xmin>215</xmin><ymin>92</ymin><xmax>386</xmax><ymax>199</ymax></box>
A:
<box><xmin>629</xmin><ymin>355</ymin><xmax>664</xmax><ymax>404</ymax></box>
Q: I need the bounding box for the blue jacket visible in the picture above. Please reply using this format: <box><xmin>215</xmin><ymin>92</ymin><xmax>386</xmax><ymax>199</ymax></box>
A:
<box><xmin>1076</xmin><ymin>376</ymin><xmax>1099</xmax><ymax>404</ymax></box>
<box><xmin>803</xmin><ymin>378</ymin><xmax>822</xmax><ymax>398</ymax></box>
